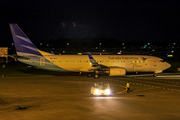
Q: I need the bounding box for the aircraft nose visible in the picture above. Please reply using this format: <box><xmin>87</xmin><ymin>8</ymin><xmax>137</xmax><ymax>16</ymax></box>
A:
<box><xmin>166</xmin><ymin>62</ymin><xmax>171</xmax><ymax>69</ymax></box>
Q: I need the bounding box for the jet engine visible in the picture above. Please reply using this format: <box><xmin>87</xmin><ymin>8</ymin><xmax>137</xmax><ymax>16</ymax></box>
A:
<box><xmin>109</xmin><ymin>68</ymin><xmax>126</xmax><ymax>76</ymax></box>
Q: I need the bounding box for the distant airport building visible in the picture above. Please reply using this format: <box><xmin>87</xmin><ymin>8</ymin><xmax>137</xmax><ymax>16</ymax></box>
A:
<box><xmin>0</xmin><ymin>47</ymin><xmax>8</xmax><ymax>63</ymax></box>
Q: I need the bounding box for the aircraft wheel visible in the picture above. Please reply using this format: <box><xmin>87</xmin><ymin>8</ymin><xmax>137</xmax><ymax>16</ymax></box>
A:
<box><xmin>94</xmin><ymin>74</ymin><xmax>99</xmax><ymax>78</ymax></box>
<box><xmin>87</xmin><ymin>73</ymin><xmax>92</xmax><ymax>77</ymax></box>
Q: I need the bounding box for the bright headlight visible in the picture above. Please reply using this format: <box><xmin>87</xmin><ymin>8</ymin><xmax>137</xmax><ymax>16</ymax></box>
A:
<box><xmin>95</xmin><ymin>89</ymin><xmax>99</xmax><ymax>94</ymax></box>
<box><xmin>106</xmin><ymin>89</ymin><xmax>110</xmax><ymax>94</ymax></box>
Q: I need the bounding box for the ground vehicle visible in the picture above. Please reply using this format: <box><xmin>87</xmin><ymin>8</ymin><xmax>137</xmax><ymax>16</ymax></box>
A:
<box><xmin>91</xmin><ymin>82</ymin><xmax>111</xmax><ymax>96</ymax></box>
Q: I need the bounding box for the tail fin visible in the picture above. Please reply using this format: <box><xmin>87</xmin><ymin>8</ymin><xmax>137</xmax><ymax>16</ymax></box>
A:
<box><xmin>51</xmin><ymin>51</ymin><xmax>55</xmax><ymax>55</ymax></box>
<box><xmin>9</xmin><ymin>24</ymin><xmax>42</xmax><ymax>57</ymax></box>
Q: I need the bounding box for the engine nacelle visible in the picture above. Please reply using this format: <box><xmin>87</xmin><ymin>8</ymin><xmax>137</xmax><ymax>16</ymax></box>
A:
<box><xmin>109</xmin><ymin>68</ymin><xmax>126</xmax><ymax>76</ymax></box>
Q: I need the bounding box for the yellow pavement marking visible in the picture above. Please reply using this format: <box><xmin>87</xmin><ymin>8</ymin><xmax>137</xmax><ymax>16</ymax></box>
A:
<box><xmin>112</xmin><ymin>84</ymin><xmax>127</xmax><ymax>94</ymax></box>
<box><xmin>116</xmin><ymin>88</ymin><xmax>127</xmax><ymax>94</ymax></box>
<box><xmin>41</xmin><ymin>83</ymin><xmax>160</xmax><ymax>106</ymax></box>
<box><xmin>41</xmin><ymin>84</ymin><xmax>127</xmax><ymax>106</ymax></box>
<box><xmin>111</xmin><ymin>83</ymin><xmax>160</xmax><ymax>94</ymax></box>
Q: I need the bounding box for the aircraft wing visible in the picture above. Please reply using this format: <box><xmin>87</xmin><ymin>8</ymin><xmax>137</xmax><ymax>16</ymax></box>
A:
<box><xmin>87</xmin><ymin>52</ymin><xmax>109</xmax><ymax>72</ymax></box>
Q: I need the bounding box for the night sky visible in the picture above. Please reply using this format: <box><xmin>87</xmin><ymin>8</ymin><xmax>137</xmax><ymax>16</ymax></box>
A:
<box><xmin>0</xmin><ymin>0</ymin><xmax>180</xmax><ymax>42</ymax></box>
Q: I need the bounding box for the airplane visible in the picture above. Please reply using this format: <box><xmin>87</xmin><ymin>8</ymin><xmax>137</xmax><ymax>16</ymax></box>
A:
<box><xmin>9</xmin><ymin>23</ymin><xmax>171</xmax><ymax>78</ymax></box>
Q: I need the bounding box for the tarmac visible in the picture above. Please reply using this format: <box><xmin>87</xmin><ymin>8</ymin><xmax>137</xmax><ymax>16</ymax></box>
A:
<box><xmin>0</xmin><ymin>74</ymin><xmax>180</xmax><ymax>120</ymax></box>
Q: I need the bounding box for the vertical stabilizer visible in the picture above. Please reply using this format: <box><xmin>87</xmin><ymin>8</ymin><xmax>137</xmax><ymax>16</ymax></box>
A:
<box><xmin>9</xmin><ymin>24</ymin><xmax>42</xmax><ymax>57</ymax></box>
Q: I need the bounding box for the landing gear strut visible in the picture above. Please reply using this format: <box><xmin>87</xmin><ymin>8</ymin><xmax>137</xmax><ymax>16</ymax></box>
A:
<box><xmin>87</xmin><ymin>73</ymin><xmax>99</xmax><ymax>78</ymax></box>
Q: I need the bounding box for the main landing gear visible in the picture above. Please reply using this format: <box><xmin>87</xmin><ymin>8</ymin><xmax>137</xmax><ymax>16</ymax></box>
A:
<box><xmin>94</xmin><ymin>74</ymin><xmax>99</xmax><ymax>79</ymax></box>
<box><xmin>94</xmin><ymin>70</ymin><xmax>99</xmax><ymax>78</ymax></box>
<box><xmin>87</xmin><ymin>71</ymin><xmax>99</xmax><ymax>78</ymax></box>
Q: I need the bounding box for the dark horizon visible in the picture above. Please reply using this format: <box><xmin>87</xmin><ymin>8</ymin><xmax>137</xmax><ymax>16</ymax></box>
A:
<box><xmin>1</xmin><ymin>0</ymin><xmax>180</xmax><ymax>42</ymax></box>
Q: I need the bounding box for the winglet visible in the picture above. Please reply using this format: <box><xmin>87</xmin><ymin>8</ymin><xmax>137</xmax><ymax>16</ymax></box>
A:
<box><xmin>87</xmin><ymin>52</ymin><xmax>93</xmax><ymax>59</ymax></box>
<box><xmin>87</xmin><ymin>52</ymin><xmax>98</xmax><ymax>66</ymax></box>
<box><xmin>51</xmin><ymin>51</ymin><xmax>55</xmax><ymax>55</ymax></box>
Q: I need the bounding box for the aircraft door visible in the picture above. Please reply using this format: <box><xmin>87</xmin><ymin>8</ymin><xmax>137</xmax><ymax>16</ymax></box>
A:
<box><xmin>40</xmin><ymin>58</ymin><xmax>45</xmax><ymax>66</ymax></box>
